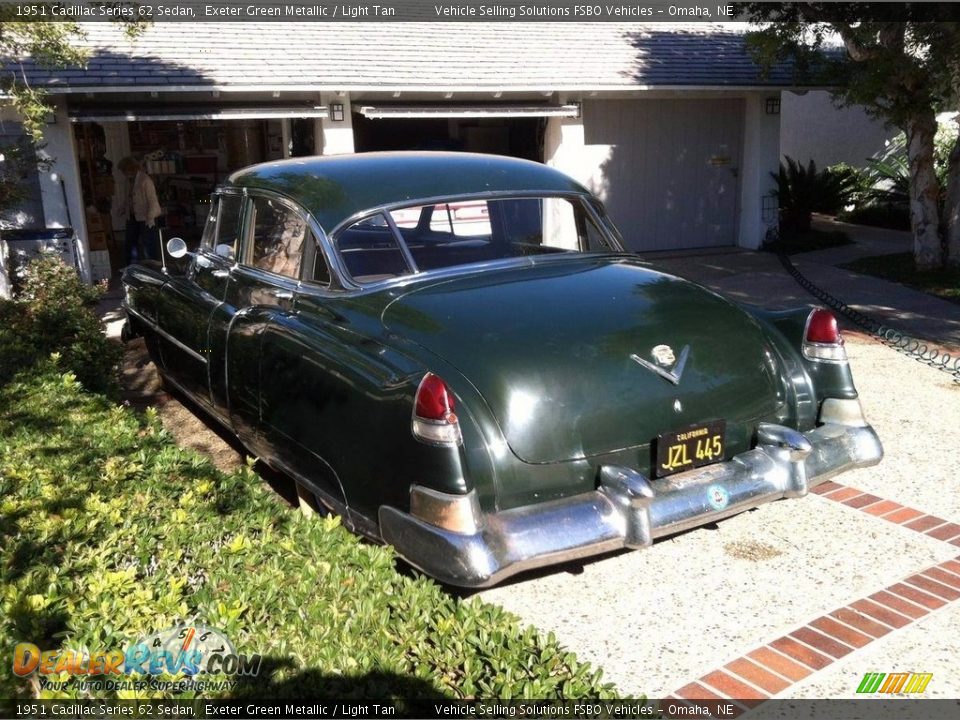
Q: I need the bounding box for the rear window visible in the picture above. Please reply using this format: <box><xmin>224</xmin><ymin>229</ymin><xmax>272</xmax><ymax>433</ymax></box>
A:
<box><xmin>334</xmin><ymin>196</ymin><xmax>613</xmax><ymax>283</ymax></box>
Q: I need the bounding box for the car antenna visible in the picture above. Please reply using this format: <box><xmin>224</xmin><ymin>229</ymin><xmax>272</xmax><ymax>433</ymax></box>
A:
<box><xmin>159</xmin><ymin>228</ymin><xmax>168</xmax><ymax>275</ymax></box>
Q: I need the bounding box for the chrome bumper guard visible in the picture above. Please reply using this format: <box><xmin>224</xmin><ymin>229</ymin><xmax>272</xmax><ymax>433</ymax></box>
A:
<box><xmin>379</xmin><ymin>411</ymin><xmax>882</xmax><ymax>588</ymax></box>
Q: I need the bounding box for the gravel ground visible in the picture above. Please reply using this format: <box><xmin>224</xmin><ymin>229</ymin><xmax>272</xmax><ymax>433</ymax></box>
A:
<box><xmin>477</xmin><ymin>336</ymin><xmax>960</xmax><ymax>698</ymax></box>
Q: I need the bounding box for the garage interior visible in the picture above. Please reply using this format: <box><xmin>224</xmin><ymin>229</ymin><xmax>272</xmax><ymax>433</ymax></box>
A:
<box><xmin>72</xmin><ymin>109</ymin><xmax>323</xmax><ymax>278</ymax></box>
<box><xmin>352</xmin><ymin>114</ymin><xmax>543</xmax><ymax>160</ymax></box>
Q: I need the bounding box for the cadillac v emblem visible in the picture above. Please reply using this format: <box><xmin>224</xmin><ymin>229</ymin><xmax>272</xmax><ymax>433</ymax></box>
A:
<box><xmin>630</xmin><ymin>344</ymin><xmax>691</xmax><ymax>385</ymax></box>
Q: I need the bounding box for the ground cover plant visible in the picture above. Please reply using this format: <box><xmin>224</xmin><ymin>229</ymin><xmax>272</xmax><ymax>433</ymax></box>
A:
<box><xmin>0</xmin><ymin>363</ymin><xmax>616</xmax><ymax>701</ymax></box>
<box><xmin>0</xmin><ymin>260</ymin><xmax>616</xmax><ymax>702</ymax></box>
<box><xmin>841</xmin><ymin>252</ymin><xmax>960</xmax><ymax>307</ymax></box>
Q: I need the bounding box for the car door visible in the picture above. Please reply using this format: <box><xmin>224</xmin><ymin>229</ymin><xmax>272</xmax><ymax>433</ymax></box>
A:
<box><xmin>157</xmin><ymin>192</ymin><xmax>245</xmax><ymax>405</ymax></box>
<box><xmin>215</xmin><ymin>193</ymin><xmax>308</xmax><ymax>448</ymax></box>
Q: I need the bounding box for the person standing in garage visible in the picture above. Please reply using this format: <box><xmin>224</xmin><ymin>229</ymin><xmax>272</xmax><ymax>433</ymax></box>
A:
<box><xmin>117</xmin><ymin>156</ymin><xmax>163</xmax><ymax>265</ymax></box>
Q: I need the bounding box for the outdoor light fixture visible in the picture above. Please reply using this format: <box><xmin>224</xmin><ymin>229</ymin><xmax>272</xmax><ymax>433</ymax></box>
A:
<box><xmin>765</xmin><ymin>98</ymin><xmax>781</xmax><ymax>115</ymax></box>
<box><xmin>358</xmin><ymin>104</ymin><xmax>581</xmax><ymax>119</ymax></box>
<box><xmin>331</xmin><ymin>103</ymin><xmax>345</xmax><ymax>121</ymax></box>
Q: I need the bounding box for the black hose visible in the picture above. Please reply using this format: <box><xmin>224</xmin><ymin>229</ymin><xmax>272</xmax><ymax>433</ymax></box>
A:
<box><xmin>778</xmin><ymin>253</ymin><xmax>960</xmax><ymax>384</ymax></box>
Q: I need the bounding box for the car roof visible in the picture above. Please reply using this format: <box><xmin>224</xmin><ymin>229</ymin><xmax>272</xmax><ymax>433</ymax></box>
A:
<box><xmin>225</xmin><ymin>151</ymin><xmax>591</xmax><ymax>231</ymax></box>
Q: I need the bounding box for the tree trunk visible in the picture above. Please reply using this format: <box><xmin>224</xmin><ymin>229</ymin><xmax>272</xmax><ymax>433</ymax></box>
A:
<box><xmin>905</xmin><ymin>112</ymin><xmax>944</xmax><ymax>271</ymax></box>
<box><xmin>945</xmin><ymin>117</ymin><xmax>960</xmax><ymax>267</ymax></box>
<box><xmin>0</xmin><ymin>237</ymin><xmax>10</xmax><ymax>300</ymax></box>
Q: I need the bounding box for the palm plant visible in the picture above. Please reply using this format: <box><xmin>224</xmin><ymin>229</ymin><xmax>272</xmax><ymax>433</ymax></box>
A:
<box><xmin>772</xmin><ymin>156</ymin><xmax>860</xmax><ymax>234</ymax></box>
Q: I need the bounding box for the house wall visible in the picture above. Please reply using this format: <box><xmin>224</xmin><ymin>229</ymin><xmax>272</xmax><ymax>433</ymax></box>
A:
<box><xmin>320</xmin><ymin>92</ymin><xmax>354</xmax><ymax>155</ymax></box>
<box><xmin>781</xmin><ymin>90</ymin><xmax>896</xmax><ymax>168</ymax></box>
<box><xmin>738</xmin><ymin>93</ymin><xmax>781</xmax><ymax>250</ymax></box>
<box><xmin>547</xmin><ymin>92</ymin><xmax>780</xmax><ymax>252</ymax></box>
<box><xmin>0</xmin><ymin>106</ymin><xmax>44</xmax><ymax>228</ymax></box>
<box><xmin>36</xmin><ymin>99</ymin><xmax>90</xmax><ymax>282</ymax></box>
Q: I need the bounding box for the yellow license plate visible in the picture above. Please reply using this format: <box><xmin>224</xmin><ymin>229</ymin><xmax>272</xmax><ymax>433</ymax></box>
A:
<box><xmin>655</xmin><ymin>420</ymin><xmax>726</xmax><ymax>478</ymax></box>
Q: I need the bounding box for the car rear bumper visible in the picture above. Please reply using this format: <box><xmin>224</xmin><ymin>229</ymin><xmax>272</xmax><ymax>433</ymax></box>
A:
<box><xmin>379</xmin><ymin>411</ymin><xmax>883</xmax><ymax>588</ymax></box>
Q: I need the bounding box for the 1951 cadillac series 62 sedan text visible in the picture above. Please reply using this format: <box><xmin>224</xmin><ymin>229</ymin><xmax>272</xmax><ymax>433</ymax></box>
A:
<box><xmin>122</xmin><ymin>152</ymin><xmax>883</xmax><ymax>587</ymax></box>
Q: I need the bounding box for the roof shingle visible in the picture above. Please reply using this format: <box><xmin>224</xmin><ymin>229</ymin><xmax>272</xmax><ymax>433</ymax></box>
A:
<box><xmin>11</xmin><ymin>22</ymin><xmax>798</xmax><ymax>91</ymax></box>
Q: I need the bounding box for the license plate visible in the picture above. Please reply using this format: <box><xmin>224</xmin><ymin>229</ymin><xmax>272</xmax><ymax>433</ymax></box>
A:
<box><xmin>656</xmin><ymin>420</ymin><xmax>726</xmax><ymax>478</ymax></box>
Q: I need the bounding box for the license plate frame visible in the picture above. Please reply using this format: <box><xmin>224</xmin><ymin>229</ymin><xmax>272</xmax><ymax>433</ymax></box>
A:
<box><xmin>655</xmin><ymin>420</ymin><xmax>727</xmax><ymax>478</ymax></box>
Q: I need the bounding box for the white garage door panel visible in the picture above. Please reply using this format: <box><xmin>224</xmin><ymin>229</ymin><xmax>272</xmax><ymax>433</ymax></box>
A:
<box><xmin>584</xmin><ymin>99</ymin><xmax>744</xmax><ymax>252</ymax></box>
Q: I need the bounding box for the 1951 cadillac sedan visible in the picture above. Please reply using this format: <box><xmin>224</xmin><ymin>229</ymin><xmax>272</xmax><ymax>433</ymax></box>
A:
<box><xmin>122</xmin><ymin>152</ymin><xmax>883</xmax><ymax>587</ymax></box>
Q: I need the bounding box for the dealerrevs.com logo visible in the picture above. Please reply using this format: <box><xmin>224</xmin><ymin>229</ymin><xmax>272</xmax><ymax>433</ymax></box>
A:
<box><xmin>856</xmin><ymin>672</ymin><xmax>933</xmax><ymax>694</ymax></box>
<box><xmin>13</xmin><ymin>624</ymin><xmax>262</xmax><ymax>692</ymax></box>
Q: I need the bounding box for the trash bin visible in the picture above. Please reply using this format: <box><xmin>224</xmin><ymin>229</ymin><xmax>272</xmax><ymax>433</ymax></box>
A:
<box><xmin>2</xmin><ymin>227</ymin><xmax>80</xmax><ymax>276</ymax></box>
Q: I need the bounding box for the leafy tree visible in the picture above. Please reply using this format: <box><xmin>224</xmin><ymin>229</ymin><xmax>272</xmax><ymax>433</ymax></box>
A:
<box><xmin>0</xmin><ymin>17</ymin><xmax>141</xmax><ymax>296</ymax></box>
<box><xmin>739</xmin><ymin>3</ymin><xmax>960</xmax><ymax>270</ymax></box>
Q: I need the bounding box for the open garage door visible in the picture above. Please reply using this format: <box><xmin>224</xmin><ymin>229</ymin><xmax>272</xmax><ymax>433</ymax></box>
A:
<box><xmin>584</xmin><ymin>99</ymin><xmax>744</xmax><ymax>252</ymax></box>
<box><xmin>350</xmin><ymin>104</ymin><xmax>576</xmax><ymax>161</ymax></box>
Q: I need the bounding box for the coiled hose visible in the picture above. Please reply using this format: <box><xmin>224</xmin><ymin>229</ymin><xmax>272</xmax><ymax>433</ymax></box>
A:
<box><xmin>778</xmin><ymin>253</ymin><xmax>960</xmax><ymax>384</ymax></box>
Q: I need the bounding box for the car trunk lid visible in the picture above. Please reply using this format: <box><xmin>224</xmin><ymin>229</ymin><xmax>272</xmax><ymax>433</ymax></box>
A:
<box><xmin>382</xmin><ymin>257</ymin><xmax>784</xmax><ymax>465</ymax></box>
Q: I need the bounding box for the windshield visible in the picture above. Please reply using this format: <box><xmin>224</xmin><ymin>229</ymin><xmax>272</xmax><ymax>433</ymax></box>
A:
<box><xmin>334</xmin><ymin>196</ymin><xmax>616</xmax><ymax>284</ymax></box>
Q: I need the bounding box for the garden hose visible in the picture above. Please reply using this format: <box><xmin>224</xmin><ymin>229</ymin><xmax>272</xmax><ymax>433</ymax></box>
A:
<box><xmin>778</xmin><ymin>253</ymin><xmax>960</xmax><ymax>384</ymax></box>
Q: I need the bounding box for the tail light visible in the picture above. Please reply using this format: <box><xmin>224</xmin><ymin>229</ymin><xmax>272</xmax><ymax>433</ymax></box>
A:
<box><xmin>802</xmin><ymin>308</ymin><xmax>847</xmax><ymax>362</ymax></box>
<box><xmin>412</xmin><ymin>373</ymin><xmax>462</xmax><ymax>446</ymax></box>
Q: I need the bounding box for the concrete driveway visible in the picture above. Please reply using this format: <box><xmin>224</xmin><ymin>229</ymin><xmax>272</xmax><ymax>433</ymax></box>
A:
<box><xmin>102</xmin><ymin>228</ymin><xmax>960</xmax><ymax>708</ymax></box>
<box><xmin>478</xmin><ymin>335</ymin><xmax>960</xmax><ymax>704</ymax></box>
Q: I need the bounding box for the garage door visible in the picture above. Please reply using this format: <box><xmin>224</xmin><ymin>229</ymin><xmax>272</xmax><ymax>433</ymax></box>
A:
<box><xmin>584</xmin><ymin>99</ymin><xmax>744</xmax><ymax>252</ymax></box>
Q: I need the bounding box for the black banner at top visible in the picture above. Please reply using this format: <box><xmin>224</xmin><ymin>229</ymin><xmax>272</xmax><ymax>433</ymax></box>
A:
<box><xmin>1</xmin><ymin>1</ymin><xmax>958</xmax><ymax>23</ymax></box>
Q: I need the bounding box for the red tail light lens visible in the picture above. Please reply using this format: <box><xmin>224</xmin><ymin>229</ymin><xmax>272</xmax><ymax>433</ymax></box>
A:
<box><xmin>412</xmin><ymin>373</ymin><xmax>462</xmax><ymax>446</ymax></box>
<box><xmin>803</xmin><ymin>308</ymin><xmax>846</xmax><ymax>362</ymax></box>
<box><xmin>415</xmin><ymin>373</ymin><xmax>456</xmax><ymax>421</ymax></box>
<box><xmin>806</xmin><ymin>308</ymin><xmax>841</xmax><ymax>344</ymax></box>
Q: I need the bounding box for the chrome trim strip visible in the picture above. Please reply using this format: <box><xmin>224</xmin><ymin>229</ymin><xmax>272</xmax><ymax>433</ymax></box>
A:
<box><xmin>125</xmin><ymin>306</ymin><xmax>208</xmax><ymax>365</ymax></box>
<box><xmin>379</xmin><ymin>421</ymin><xmax>883</xmax><ymax>588</ymax></box>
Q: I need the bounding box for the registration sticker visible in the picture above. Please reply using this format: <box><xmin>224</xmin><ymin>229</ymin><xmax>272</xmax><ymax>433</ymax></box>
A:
<box><xmin>707</xmin><ymin>484</ymin><xmax>730</xmax><ymax>511</ymax></box>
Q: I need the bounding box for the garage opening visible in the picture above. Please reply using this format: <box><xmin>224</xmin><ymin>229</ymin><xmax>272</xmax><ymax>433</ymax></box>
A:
<box><xmin>353</xmin><ymin>115</ymin><xmax>543</xmax><ymax>161</ymax></box>
<box><xmin>71</xmin><ymin>106</ymin><xmax>325</xmax><ymax>278</ymax></box>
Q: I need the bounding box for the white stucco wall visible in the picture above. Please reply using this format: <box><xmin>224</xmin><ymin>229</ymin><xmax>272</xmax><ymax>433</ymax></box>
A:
<box><xmin>0</xmin><ymin>106</ymin><xmax>44</xmax><ymax>228</ymax></box>
<box><xmin>36</xmin><ymin>99</ymin><xmax>90</xmax><ymax>282</ymax></box>
<box><xmin>544</xmin><ymin>114</ymin><xmax>611</xmax><ymax>199</ymax></box>
<box><xmin>781</xmin><ymin>90</ymin><xmax>897</xmax><ymax>168</ymax></box>
<box><xmin>738</xmin><ymin>93</ymin><xmax>781</xmax><ymax>250</ymax></box>
<box><xmin>320</xmin><ymin>92</ymin><xmax>355</xmax><ymax>155</ymax></box>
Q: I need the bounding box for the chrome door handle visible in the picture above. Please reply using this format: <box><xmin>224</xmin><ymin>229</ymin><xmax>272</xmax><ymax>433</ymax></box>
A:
<box><xmin>211</xmin><ymin>269</ymin><xmax>229</xmax><ymax>278</ymax></box>
<box><xmin>270</xmin><ymin>289</ymin><xmax>294</xmax><ymax>300</ymax></box>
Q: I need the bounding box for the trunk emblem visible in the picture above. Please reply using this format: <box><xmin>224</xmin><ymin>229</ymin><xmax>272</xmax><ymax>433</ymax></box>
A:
<box><xmin>630</xmin><ymin>345</ymin><xmax>691</xmax><ymax>385</ymax></box>
<box><xmin>651</xmin><ymin>344</ymin><xmax>676</xmax><ymax>366</ymax></box>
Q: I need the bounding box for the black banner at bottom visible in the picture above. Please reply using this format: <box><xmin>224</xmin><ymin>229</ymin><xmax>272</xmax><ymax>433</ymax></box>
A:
<box><xmin>2</xmin><ymin>699</ymin><xmax>960</xmax><ymax>720</ymax></box>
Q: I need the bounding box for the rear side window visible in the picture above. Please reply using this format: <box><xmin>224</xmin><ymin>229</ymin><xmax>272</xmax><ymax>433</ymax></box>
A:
<box><xmin>249</xmin><ymin>197</ymin><xmax>307</xmax><ymax>280</ymax></box>
<box><xmin>335</xmin><ymin>212</ymin><xmax>411</xmax><ymax>283</ymax></box>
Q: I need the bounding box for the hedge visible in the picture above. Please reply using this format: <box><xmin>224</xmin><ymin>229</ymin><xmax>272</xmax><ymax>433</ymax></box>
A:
<box><xmin>0</xmin><ymin>363</ymin><xmax>616</xmax><ymax>701</ymax></box>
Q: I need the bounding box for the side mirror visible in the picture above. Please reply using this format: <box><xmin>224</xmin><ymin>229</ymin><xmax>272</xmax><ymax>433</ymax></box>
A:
<box><xmin>215</xmin><ymin>243</ymin><xmax>235</xmax><ymax>260</ymax></box>
<box><xmin>166</xmin><ymin>237</ymin><xmax>189</xmax><ymax>259</ymax></box>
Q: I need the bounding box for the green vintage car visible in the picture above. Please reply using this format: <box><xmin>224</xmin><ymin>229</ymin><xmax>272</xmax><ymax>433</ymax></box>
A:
<box><xmin>122</xmin><ymin>152</ymin><xmax>882</xmax><ymax>587</ymax></box>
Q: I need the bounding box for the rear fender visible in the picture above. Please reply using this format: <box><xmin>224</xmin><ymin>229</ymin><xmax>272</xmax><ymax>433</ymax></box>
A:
<box><xmin>747</xmin><ymin>306</ymin><xmax>859</xmax><ymax>405</ymax></box>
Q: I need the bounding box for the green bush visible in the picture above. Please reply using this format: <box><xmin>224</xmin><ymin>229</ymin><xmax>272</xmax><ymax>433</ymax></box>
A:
<box><xmin>838</xmin><ymin>202</ymin><xmax>911</xmax><ymax>231</ymax></box>
<box><xmin>0</xmin><ymin>253</ymin><xmax>120</xmax><ymax>395</ymax></box>
<box><xmin>0</xmin><ymin>366</ymin><xmax>616</xmax><ymax>701</ymax></box>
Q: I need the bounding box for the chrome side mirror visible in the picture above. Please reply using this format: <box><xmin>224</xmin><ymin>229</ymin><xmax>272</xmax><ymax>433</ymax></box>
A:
<box><xmin>215</xmin><ymin>243</ymin><xmax>234</xmax><ymax>260</ymax></box>
<box><xmin>166</xmin><ymin>237</ymin><xmax>189</xmax><ymax>259</ymax></box>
